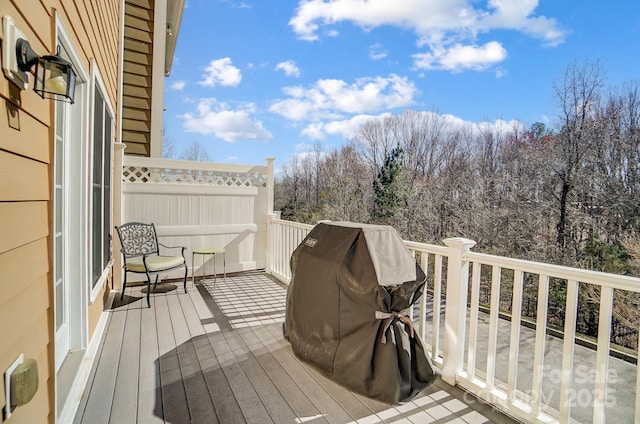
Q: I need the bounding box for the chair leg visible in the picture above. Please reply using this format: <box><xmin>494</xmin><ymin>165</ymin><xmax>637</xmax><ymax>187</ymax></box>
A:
<box><xmin>121</xmin><ymin>272</ymin><xmax>128</xmax><ymax>300</ymax></box>
<box><xmin>183</xmin><ymin>264</ymin><xmax>188</xmax><ymax>293</ymax></box>
<box><xmin>145</xmin><ymin>272</ymin><xmax>153</xmax><ymax>308</ymax></box>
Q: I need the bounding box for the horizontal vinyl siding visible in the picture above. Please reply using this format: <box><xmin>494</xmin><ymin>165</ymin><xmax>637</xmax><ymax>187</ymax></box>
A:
<box><xmin>0</xmin><ymin>151</ymin><xmax>49</xmax><ymax>201</ymax></box>
<box><xmin>0</xmin><ymin>240</ymin><xmax>49</xmax><ymax>424</ymax></box>
<box><xmin>61</xmin><ymin>0</ymin><xmax>120</xmax><ymax>104</ymax></box>
<box><xmin>0</xmin><ymin>201</ymin><xmax>49</xmax><ymax>254</ymax></box>
<box><xmin>0</xmin><ymin>6</ymin><xmax>52</xmax><ymax>422</ymax></box>
<box><xmin>0</xmin><ymin>0</ymin><xmax>121</xmax><ymax>422</ymax></box>
<box><xmin>0</xmin><ymin>276</ymin><xmax>50</xmax><ymax>362</ymax></box>
<box><xmin>122</xmin><ymin>0</ymin><xmax>154</xmax><ymax>156</ymax></box>
<box><xmin>0</xmin><ymin>98</ymin><xmax>50</xmax><ymax>162</ymax></box>
<box><xmin>0</xmin><ymin>7</ymin><xmax>52</xmax><ymax>421</ymax></box>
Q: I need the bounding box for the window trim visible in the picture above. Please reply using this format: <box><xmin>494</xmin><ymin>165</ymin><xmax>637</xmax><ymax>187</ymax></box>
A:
<box><xmin>89</xmin><ymin>59</ymin><xmax>115</xmax><ymax>304</ymax></box>
<box><xmin>52</xmin><ymin>12</ymin><xmax>91</xmax><ymax>369</ymax></box>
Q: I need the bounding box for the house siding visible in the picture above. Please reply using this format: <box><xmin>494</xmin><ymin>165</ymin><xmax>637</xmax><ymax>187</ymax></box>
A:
<box><xmin>122</xmin><ymin>0</ymin><xmax>154</xmax><ymax>156</ymax></box>
<box><xmin>0</xmin><ymin>1</ymin><xmax>120</xmax><ymax>423</ymax></box>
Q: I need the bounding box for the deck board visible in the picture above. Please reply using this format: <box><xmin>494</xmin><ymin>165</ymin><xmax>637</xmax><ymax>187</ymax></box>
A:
<box><xmin>179</xmin><ymin>338</ymin><xmax>217</xmax><ymax>422</ymax></box>
<box><xmin>244</xmin><ymin>325</ymin><xmax>327</xmax><ymax>422</ymax></box>
<box><xmin>179</xmin><ymin>289</ymin><xmax>208</xmax><ymax>338</ymax></box>
<box><xmin>211</xmin><ymin>331</ymin><xmax>273</xmax><ymax>423</ymax></box>
<box><xmin>156</xmin><ymin>294</ymin><xmax>190</xmax><ymax>423</ymax></box>
<box><xmin>136</xmin><ymin>293</ymin><xmax>163</xmax><ymax>424</ymax></box>
<box><xmin>72</xmin><ymin>306</ymin><xmax>110</xmax><ymax>424</ymax></box>
<box><xmin>75</xmin><ymin>271</ymin><xmax>521</xmax><ymax>424</ymax></box>
<box><xmin>109</xmin><ymin>299</ymin><xmax>141</xmax><ymax>424</ymax></box>
<box><xmin>166</xmin><ymin>291</ymin><xmax>215</xmax><ymax>422</ymax></box>
<box><xmin>261</xmin><ymin>321</ymin><xmax>364</xmax><ymax>424</ymax></box>
<box><xmin>255</xmin><ymin>323</ymin><xmax>349</xmax><ymax>422</ymax></box>
<box><xmin>227</xmin><ymin>327</ymin><xmax>299</xmax><ymax>423</ymax></box>
<box><xmin>192</xmin><ymin>334</ymin><xmax>229</xmax><ymax>424</ymax></box>
<box><xmin>78</xmin><ymin>302</ymin><xmax>126</xmax><ymax>424</ymax></box>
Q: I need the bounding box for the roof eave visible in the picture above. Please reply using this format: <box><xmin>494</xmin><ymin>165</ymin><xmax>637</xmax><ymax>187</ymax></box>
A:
<box><xmin>165</xmin><ymin>0</ymin><xmax>185</xmax><ymax>76</ymax></box>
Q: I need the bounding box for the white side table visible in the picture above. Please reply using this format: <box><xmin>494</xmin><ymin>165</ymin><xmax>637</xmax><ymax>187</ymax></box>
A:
<box><xmin>192</xmin><ymin>247</ymin><xmax>226</xmax><ymax>287</ymax></box>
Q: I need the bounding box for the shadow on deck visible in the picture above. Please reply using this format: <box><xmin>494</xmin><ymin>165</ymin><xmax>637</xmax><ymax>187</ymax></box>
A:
<box><xmin>73</xmin><ymin>271</ymin><xmax>520</xmax><ymax>424</ymax></box>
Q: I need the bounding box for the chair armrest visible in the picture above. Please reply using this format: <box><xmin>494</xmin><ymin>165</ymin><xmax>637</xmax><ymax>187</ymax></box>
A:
<box><xmin>158</xmin><ymin>243</ymin><xmax>186</xmax><ymax>257</ymax></box>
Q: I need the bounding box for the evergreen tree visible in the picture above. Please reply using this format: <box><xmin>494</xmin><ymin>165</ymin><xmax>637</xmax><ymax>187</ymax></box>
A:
<box><xmin>372</xmin><ymin>145</ymin><xmax>406</xmax><ymax>221</ymax></box>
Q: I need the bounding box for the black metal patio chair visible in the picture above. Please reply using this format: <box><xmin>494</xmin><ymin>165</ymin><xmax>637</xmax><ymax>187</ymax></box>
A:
<box><xmin>115</xmin><ymin>222</ymin><xmax>188</xmax><ymax>307</ymax></box>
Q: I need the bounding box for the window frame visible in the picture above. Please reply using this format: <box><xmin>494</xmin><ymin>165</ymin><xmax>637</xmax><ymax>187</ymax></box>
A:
<box><xmin>89</xmin><ymin>60</ymin><xmax>115</xmax><ymax>303</ymax></box>
<box><xmin>51</xmin><ymin>11</ymin><xmax>91</xmax><ymax>374</ymax></box>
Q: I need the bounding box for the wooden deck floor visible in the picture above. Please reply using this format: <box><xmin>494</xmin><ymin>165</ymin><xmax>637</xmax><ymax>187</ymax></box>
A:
<box><xmin>73</xmin><ymin>271</ymin><xmax>520</xmax><ymax>424</ymax></box>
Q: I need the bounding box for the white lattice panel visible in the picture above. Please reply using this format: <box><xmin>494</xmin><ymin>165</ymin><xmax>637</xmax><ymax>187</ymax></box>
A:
<box><xmin>123</xmin><ymin>166</ymin><xmax>267</xmax><ymax>187</ymax></box>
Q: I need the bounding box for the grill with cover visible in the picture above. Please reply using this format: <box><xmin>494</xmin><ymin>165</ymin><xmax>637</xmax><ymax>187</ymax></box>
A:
<box><xmin>284</xmin><ymin>221</ymin><xmax>436</xmax><ymax>403</ymax></box>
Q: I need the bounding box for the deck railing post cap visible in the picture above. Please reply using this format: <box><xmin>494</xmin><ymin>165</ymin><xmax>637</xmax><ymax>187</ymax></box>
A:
<box><xmin>443</xmin><ymin>237</ymin><xmax>477</xmax><ymax>249</ymax></box>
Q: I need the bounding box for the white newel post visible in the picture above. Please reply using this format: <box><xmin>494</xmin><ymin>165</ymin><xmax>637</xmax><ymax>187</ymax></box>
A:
<box><xmin>112</xmin><ymin>142</ymin><xmax>127</xmax><ymax>292</ymax></box>
<box><xmin>266</xmin><ymin>157</ymin><xmax>275</xmax><ymax>215</ymax></box>
<box><xmin>265</xmin><ymin>158</ymin><xmax>276</xmax><ymax>275</ymax></box>
<box><xmin>266</xmin><ymin>213</ymin><xmax>279</xmax><ymax>276</ymax></box>
<box><xmin>442</xmin><ymin>237</ymin><xmax>476</xmax><ymax>385</ymax></box>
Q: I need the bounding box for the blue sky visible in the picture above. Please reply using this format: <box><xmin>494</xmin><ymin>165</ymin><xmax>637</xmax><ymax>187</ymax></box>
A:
<box><xmin>163</xmin><ymin>0</ymin><xmax>640</xmax><ymax>169</ymax></box>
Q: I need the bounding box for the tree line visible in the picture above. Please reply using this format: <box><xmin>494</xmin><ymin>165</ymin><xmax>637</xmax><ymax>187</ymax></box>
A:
<box><xmin>274</xmin><ymin>59</ymin><xmax>640</xmax><ymax>349</ymax></box>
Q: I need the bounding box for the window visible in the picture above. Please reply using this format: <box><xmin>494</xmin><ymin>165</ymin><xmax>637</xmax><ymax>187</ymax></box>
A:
<box><xmin>52</xmin><ymin>12</ymin><xmax>90</xmax><ymax>371</ymax></box>
<box><xmin>91</xmin><ymin>83</ymin><xmax>113</xmax><ymax>288</ymax></box>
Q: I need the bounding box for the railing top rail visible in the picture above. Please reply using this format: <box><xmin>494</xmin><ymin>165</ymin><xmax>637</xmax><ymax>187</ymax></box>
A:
<box><xmin>123</xmin><ymin>156</ymin><xmax>269</xmax><ymax>174</ymax></box>
<box><xmin>403</xmin><ymin>240</ymin><xmax>449</xmax><ymax>256</ymax></box>
<box><xmin>272</xmin><ymin>221</ymin><xmax>451</xmax><ymax>256</ymax></box>
<box><xmin>272</xmin><ymin>219</ymin><xmax>314</xmax><ymax>231</ymax></box>
<box><xmin>467</xmin><ymin>251</ymin><xmax>640</xmax><ymax>292</ymax></box>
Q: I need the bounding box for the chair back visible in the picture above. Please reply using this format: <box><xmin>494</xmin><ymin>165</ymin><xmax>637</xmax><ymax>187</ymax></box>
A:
<box><xmin>115</xmin><ymin>222</ymin><xmax>160</xmax><ymax>258</ymax></box>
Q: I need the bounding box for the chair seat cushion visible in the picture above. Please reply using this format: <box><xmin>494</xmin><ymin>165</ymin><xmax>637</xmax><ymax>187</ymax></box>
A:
<box><xmin>125</xmin><ymin>255</ymin><xmax>184</xmax><ymax>272</ymax></box>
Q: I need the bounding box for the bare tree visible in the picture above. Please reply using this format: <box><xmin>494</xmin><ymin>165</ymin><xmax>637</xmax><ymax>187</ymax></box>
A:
<box><xmin>552</xmin><ymin>59</ymin><xmax>606</xmax><ymax>251</ymax></box>
<box><xmin>320</xmin><ymin>144</ymin><xmax>370</xmax><ymax>222</ymax></box>
<box><xmin>162</xmin><ymin>128</ymin><xmax>178</xmax><ymax>159</ymax></box>
<box><xmin>353</xmin><ymin>116</ymin><xmax>397</xmax><ymax>175</ymax></box>
<box><xmin>180</xmin><ymin>140</ymin><xmax>210</xmax><ymax>162</ymax></box>
<box><xmin>278</xmin><ymin>156</ymin><xmax>304</xmax><ymax>220</ymax></box>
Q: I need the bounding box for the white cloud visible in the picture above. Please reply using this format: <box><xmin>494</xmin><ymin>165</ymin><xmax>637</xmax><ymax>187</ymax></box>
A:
<box><xmin>171</xmin><ymin>80</ymin><xmax>186</xmax><ymax>90</ymax></box>
<box><xmin>369</xmin><ymin>43</ymin><xmax>388</xmax><ymax>60</ymax></box>
<box><xmin>302</xmin><ymin>113</ymin><xmax>392</xmax><ymax>140</ymax></box>
<box><xmin>478</xmin><ymin>0</ymin><xmax>565</xmax><ymax>47</ymax></box>
<box><xmin>289</xmin><ymin>0</ymin><xmax>565</xmax><ymax>72</ymax></box>
<box><xmin>219</xmin><ymin>0</ymin><xmax>252</xmax><ymax>9</ymax></box>
<box><xmin>275</xmin><ymin>60</ymin><xmax>301</xmax><ymax>77</ymax></box>
<box><xmin>269</xmin><ymin>74</ymin><xmax>418</xmax><ymax>121</ymax></box>
<box><xmin>299</xmin><ymin>109</ymin><xmax>526</xmax><ymax>142</ymax></box>
<box><xmin>179</xmin><ymin>98</ymin><xmax>273</xmax><ymax>142</ymax></box>
<box><xmin>473</xmin><ymin>118</ymin><xmax>527</xmax><ymax>138</ymax></box>
<box><xmin>294</xmin><ymin>141</ymin><xmax>310</xmax><ymax>152</ymax></box>
<box><xmin>412</xmin><ymin>41</ymin><xmax>507</xmax><ymax>72</ymax></box>
<box><xmin>199</xmin><ymin>58</ymin><xmax>242</xmax><ymax>87</ymax></box>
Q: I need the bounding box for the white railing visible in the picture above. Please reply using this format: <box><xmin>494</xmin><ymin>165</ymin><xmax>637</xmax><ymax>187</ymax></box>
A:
<box><xmin>266</xmin><ymin>217</ymin><xmax>313</xmax><ymax>283</ymax></box>
<box><xmin>457</xmin><ymin>250</ymin><xmax>640</xmax><ymax>424</ymax></box>
<box><xmin>267</xmin><ymin>218</ymin><xmax>640</xmax><ymax>424</ymax></box>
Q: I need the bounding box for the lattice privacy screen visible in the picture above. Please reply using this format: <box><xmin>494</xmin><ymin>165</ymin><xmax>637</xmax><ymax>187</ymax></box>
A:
<box><xmin>123</xmin><ymin>166</ymin><xmax>267</xmax><ymax>187</ymax></box>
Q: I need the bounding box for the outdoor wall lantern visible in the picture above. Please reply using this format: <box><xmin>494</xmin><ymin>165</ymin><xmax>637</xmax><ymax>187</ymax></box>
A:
<box><xmin>2</xmin><ymin>16</ymin><xmax>76</xmax><ymax>104</ymax></box>
<box><xmin>16</xmin><ymin>38</ymin><xmax>76</xmax><ymax>104</ymax></box>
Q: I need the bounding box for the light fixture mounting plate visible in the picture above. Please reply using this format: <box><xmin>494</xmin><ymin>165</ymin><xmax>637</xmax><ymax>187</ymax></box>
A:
<box><xmin>4</xmin><ymin>354</ymin><xmax>24</xmax><ymax>419</ymax></box>
<box><xmin>2</xmin><ymin>16</ymin><xmax>29</xmax><ymax>89</ymax></box>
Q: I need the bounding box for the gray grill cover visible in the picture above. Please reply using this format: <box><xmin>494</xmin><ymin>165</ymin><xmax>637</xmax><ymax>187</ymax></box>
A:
<box><xmin>284</xmin><ymin>221</ymin><xmax>436</xmax><ymax>403</ymax></box>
